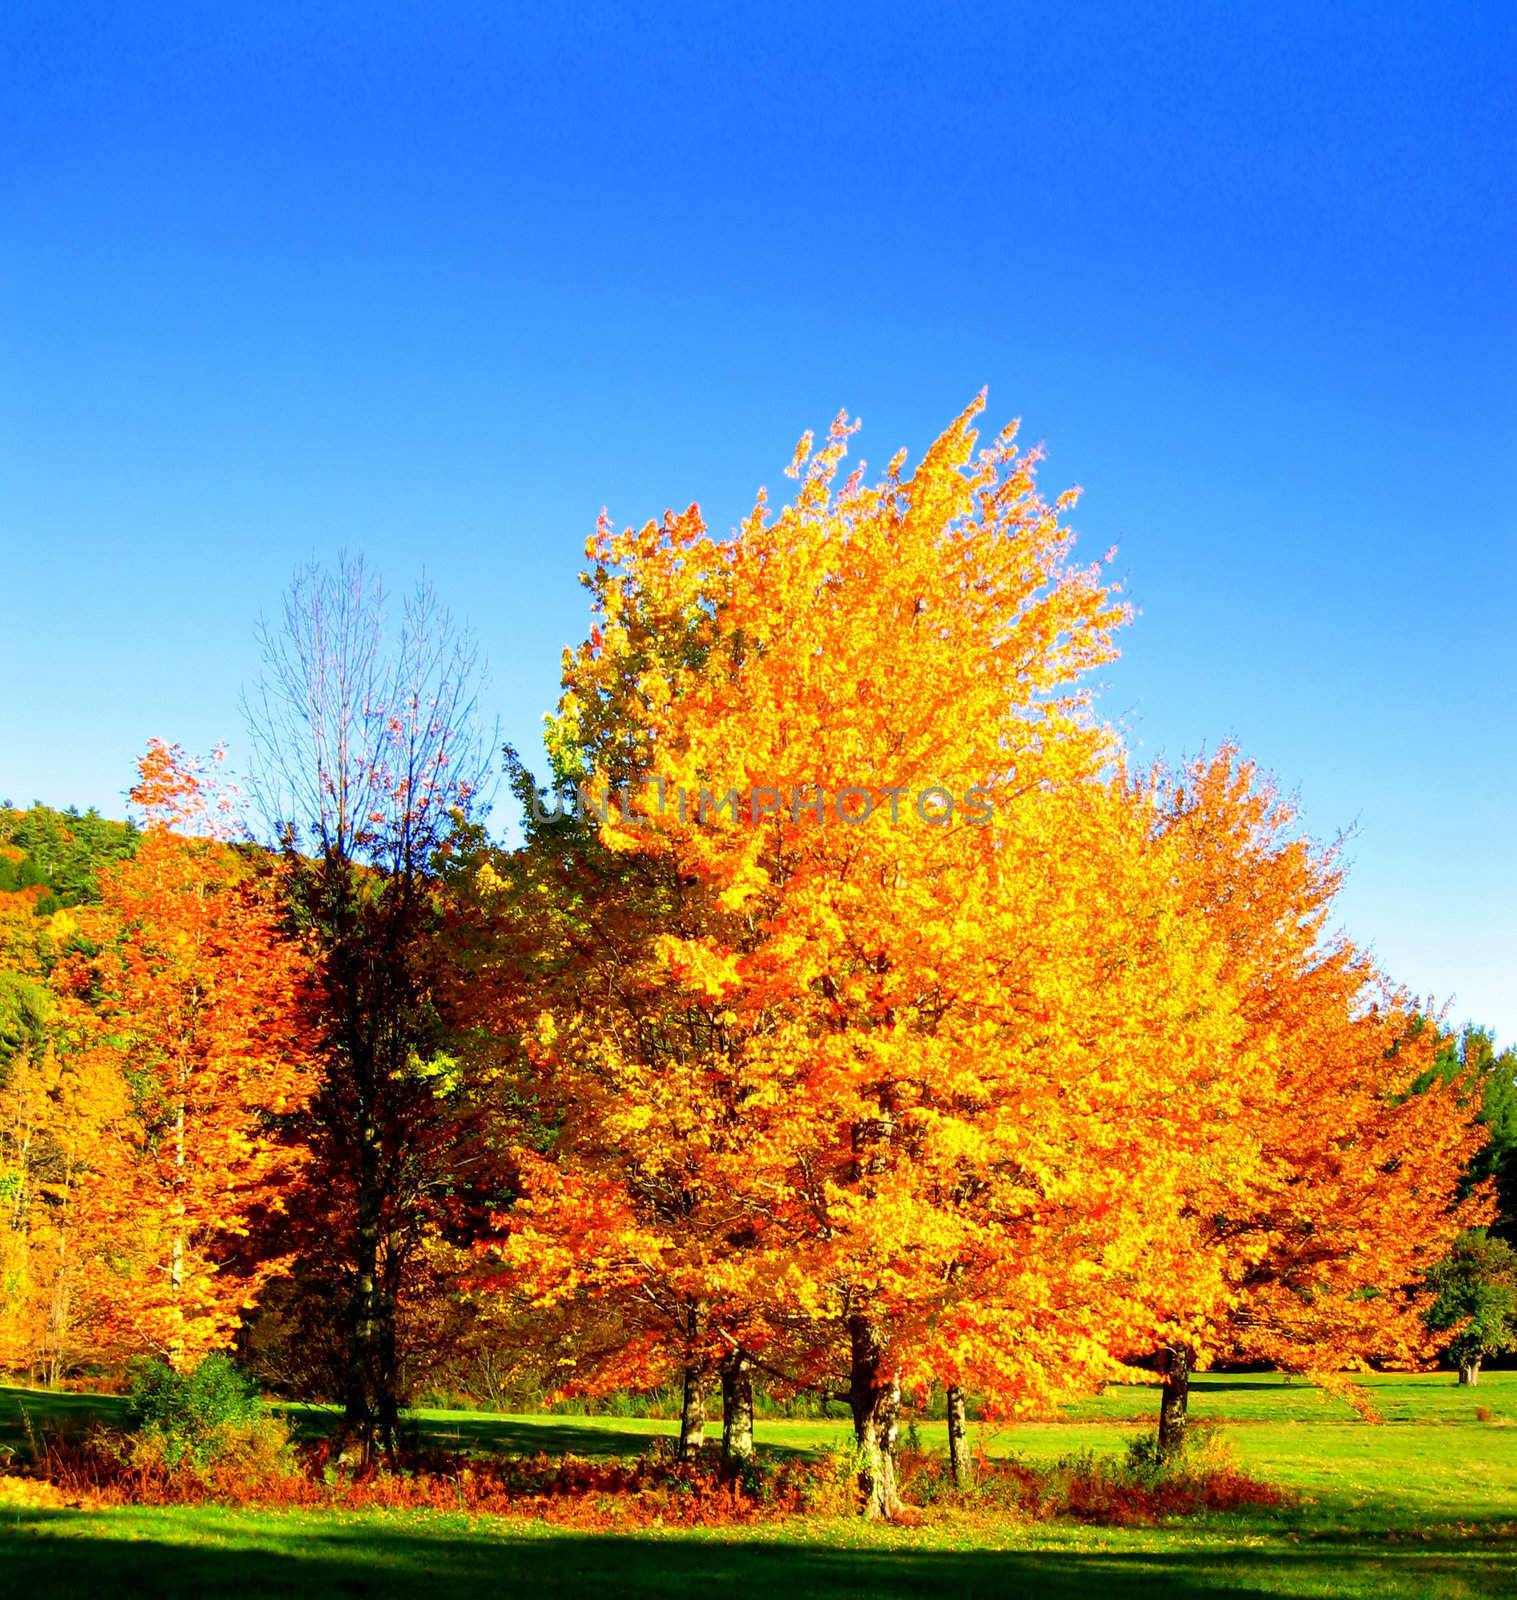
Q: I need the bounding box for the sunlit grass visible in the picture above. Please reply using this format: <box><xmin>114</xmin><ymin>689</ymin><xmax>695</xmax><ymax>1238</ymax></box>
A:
<box><xmin>3</xmin><ymin>1371</ymin><xmax>1515</xmax><ymax>1597</ymax></box>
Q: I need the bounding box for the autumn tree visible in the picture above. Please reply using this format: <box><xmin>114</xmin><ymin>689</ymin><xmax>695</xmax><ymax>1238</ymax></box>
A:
<box><xmin>53</xmin><ymin>741</ymin><xmax>315</xmax><ymax>1367</ymax></box>
<box><xmin>454</xmin><ymin>760</ymin><xmax>754</xmax><ymax>1462</ymax></box>
<box><xmin>1411</xmin><ymin>1024</ymin><xmax>1517</xmax><ymax>1241</ymax></box>
<box><xmin>0</xmin><ymin>842</ymin><xmax>135</xmax><ymax>1381</ymax></box>
<box><xmin>0</xmin><ymin>963</ymin><xmax>69</xmax><ymax>1377</ymax></box>
<box><xmin>0</xmin><ymin>1018</ymin><xmax>132</xmax><ymax>1382</ymax></box>
<box><xmin>1142</xmin><ymin>749</ymin><xmax>1488</xmax><ymax>1451</ymax></box>
<box><xmin>480</xmin><ymin>399</ymin><xmax>1263</xmax><ymax>1515</ymax></box>
<box><xmin>245</xmin><ymin>557</ymin><xmax>495</xmax><ymax>1457</ymax></box>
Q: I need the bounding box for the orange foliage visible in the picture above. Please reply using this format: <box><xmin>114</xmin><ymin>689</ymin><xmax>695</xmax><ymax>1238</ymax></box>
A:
<box><xmin>475</xmin><ymin>401</ymin><xmax>1284</xmax><ymax>1513</ymax></box>
<box><xmin>45</xmin><ymin>743</ymin><xmax>316</xmax><ymax>1367</ymax></box>
<box><xmin>31</xmin><ymin>1429</ymin><xmax>1282</xmax><ymax>1531</ymax></box>
<box><xmin>470</xmin><ymin>399</ymin><xmax>1487</xmax><ymax>1519</ymax></box>
<box><xmin>1149</xmin><ymin>748</ymin><xmax>1488</xmax><ymax>1379</ymax></box>
<box><xmin>2</xmin><ymin>414</ymin><xmax>1490</xmax><ymax>1534</ymax></box>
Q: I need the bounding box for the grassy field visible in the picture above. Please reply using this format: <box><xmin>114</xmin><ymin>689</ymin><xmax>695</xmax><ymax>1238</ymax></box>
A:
<box><xmin>2</xmin><ymin>1372</ymin><xmax>1514</xmax><ymax>1597</ymax></box>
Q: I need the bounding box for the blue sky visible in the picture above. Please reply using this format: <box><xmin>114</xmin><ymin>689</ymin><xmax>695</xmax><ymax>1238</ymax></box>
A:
<box><xmin>2</xmin><ymin>3</ymin><xmax>1513</xmax><ymax>1041</ymax></box>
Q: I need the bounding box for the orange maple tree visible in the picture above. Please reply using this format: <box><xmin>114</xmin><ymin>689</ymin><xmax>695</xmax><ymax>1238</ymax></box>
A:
<box><xmin>1137</xmin><ymin>748</ymin><xmax>1489</xmax><ymax>1443</ymax></box>
<box><xmin>479</xmin><ymin>400</ymin><xmax>1273</xmax><ymax>1514</ymax></box>
<box><xmin>55</xmin><ymin>742</ymin><xmax>316</xmax><ymax>1367</ymax></box>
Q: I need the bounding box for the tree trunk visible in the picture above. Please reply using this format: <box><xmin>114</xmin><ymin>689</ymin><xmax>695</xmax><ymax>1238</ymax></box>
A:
<box><xmin>168</xmin><ymin>1094</ymin><xmax>186</xmax><ymax>1370</ymax></box>
<box><xmin>721</xmin><ymin>1348</ymin><xmax>755</xmax><ymax>1467</ymax></box>
<box><xmin>849</xmin><ymin>1315</ymin><xmax>905</xmax><ymax>1519</ymax></box>
<box><xmin>678</xmin><ymin>1364</ymin><xmax>708</xmax><ymax>1461</ymax></box>
<box><xmin>44</xmin><ymin>1207</ymin><xmax>70</xmax><ymax>1389</ymax></box>
<box><xmin>946</xmin><ymin>1384</ymin><xmax>969</xmax><ymax>1488</ymax></box>
<box><xmin>343</xmin><ymin>1114</ymin><xmax>393</xmax><ymax>1463</ymax></box>
<box><xmin>377</xmin><ymin>1233</ymin><xmax>404</xmax><ymax>1450</ymax></box>
<box><xmin>1156</xmin><ymin>1343</ymin><xmax>1191</xmax><ymax>1458</ymax></box>
<box><xmin>1459</xmin><ymin>1356</ymin><xmax>1482</xmax><ymax>1387</ymax></box>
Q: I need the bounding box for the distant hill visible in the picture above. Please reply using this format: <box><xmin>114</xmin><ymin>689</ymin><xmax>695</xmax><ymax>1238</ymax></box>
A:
<box><xmin>0</xmin><ymin>804</ymin><xmax>140</xmax><ymax>916</ymax></box>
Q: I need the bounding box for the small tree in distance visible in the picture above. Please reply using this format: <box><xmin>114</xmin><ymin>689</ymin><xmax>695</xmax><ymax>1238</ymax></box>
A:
<box><xmin>1427</xmin><ymin>1229</ymin><xmax>1517</xmax><ymax>1386</ymax></box>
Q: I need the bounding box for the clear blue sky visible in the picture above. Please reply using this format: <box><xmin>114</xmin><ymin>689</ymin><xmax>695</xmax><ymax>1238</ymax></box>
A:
<box><xmin>2</xmin><ymin>3</ymin><xmax>1513</xmax><ymax>1042</ymax></box>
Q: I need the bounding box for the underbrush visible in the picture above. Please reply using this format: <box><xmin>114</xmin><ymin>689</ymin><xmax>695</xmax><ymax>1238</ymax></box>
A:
<box><xmin>21</xmin><ymin>1433</ymin><xmax>860</xmax><ymax>1526</ymax></box>
<box><xmin>9</xmin><ymin>1420</ymin><xmax>1284</xmax><ymax>1529</ymax></box>
<box><xmin>123</xmin><ymin>1355</ymin><xmax>268</xmax><ymax>1469</ymax></box>
<box><xmin>901</xmin><ymin>1421</ymin><xmax>1286</xmax><ymax>1526</ymax></box>
<box><xmin>7</xmin><ymin>1363</ymin><xmax>1281</xmax><ymax>1529</ymax></box>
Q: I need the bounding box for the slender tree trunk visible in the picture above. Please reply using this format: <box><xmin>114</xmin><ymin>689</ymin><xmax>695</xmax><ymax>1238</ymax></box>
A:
<box><xmin>169</xmin><ymin>1094</ymin><xmax>186</xmax><ymax>1369</ymax></box>
<box><xmin>344</xmin><ymin>1113</ymin><xmax>389</xmax><ymax>1461</ymax></box>
<box><xmin>1459</xmin><ymin>1356</ymin><xmax>1481</xmax><ymax>1387</ymax></box>
<box><xmin>678</xmin><ymin>1364</ymin><xmax>708</xmax><ymax>1461</ymax></box>
<box><xmin>11</xmin><ymin>1130</ymin><xmax>32</xmax><ymax>1232</ymax></box>
<box><xmin>44</xmin><ymin>1172</ymin><xmax>71</xmax><ymax>1387</ymax></box>
<box><xmin>1156</xmin><ymin>1343</ymin><xmax>1192</xmax><ymax>1458</ymax></box>
<box><xmin>377</xmin><ymin>1233</ymin><xmax>405</xmax><ymax>1456</ymax></box>
<box><xmin>721</xmin><ymin>1348</ymin><xmax>755</xmax><ymax>1467</ymax></box>
<box><xmin>946</xmin><ymin>1384</ymin><xmax>969</xmax><ymax>1488</ymax></box>
<box><xmin>849</xmin><ymin>1315</ymin><xmax>905</xmax><ymax>1519</ymax></box>
<box><xmin>845</xmin><ymin>1083</ymin><xmax>904</xmax><ymax>1518</ymax></box>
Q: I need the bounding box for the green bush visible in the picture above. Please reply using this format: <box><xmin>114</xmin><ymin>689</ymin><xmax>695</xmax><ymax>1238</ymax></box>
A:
<box><xmin>1123</xmin><ymin>1431</ymin><xmax>1168</xmax><ymax>1476</ymax></box>
<box><xmin>1123</xmin><ymin>1417</ymin><xmax>1227</xmax><ymax>1478</ymax></box>
<box><xmin>126</xmin><ymin>1354</ymin><xmax>264</xmax><ymax>1468</ymax></box>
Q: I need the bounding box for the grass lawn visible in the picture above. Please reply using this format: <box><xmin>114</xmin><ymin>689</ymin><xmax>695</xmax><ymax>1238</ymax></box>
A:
<box><xmin>2</xmin><ymin>1372</ymin><xmax>1514</xmax><ymax>1597</ymax></box>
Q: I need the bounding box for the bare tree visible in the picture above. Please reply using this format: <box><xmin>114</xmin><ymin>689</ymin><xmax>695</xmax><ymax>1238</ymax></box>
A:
<box><xmin>244</xmin><ymin>555</ymin><xmax>493</xmax><ymax>1459</ymax></box>
<box><xmin>245</xmin><ymin>555</ymin><xmax>490</xmax><ymax>872</ymax></box>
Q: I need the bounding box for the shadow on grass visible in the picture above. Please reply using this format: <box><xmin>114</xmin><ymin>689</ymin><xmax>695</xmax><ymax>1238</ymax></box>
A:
<box><xmin>0</xmin><ymin>1390</ymin><xmax>701</xmax><ymax>1465</ymax></box>
<box><xmin>408</xmin><ymin>1413</ymin><xmax>679</xmax><ymax>1458</ymax></box>
<box><xmin>0</xmin><ymin>1388</ymin><xmax>124</xmax><ymax>1452</ymax></box>
<box><xmin>2</xmin><ymin>1508</ymin><xmax>1514</xmax><ymax>1599</ymax></box>
<box><xmin>1184</xmin><ymin>1379</ymin><xmax>1306</xmax><ymax>1395</ymax></box>
<box><xmin>277</xmin><ymin>1406</ymin><xmax>718</xmax><ymax>1461</ymax></box>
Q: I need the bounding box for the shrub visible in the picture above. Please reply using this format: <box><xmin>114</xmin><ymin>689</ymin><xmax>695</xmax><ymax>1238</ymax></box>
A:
<box><xmin>1123</xmin><ymin>1431</ymin><xmax>1167</xmax><ymax>1476</ymax></box>
<box><xmin>1123</xmin><ymin>1418</ymin><xmax>1229</xmax><ymax>1478</ymax></box>
<box><xmin>126</xmin><ymin>1354</ymin><xmax>265</xmax><ymax>1468</ymax></box>
<box><xmin>794</xmin><ymin>1447</ymin><xmax>864</xmax><ymax>1516</ymax></box>
<box><xmin>895</xmin><ymin>1427</ymin><xmax>1280</xmax><ymax>1526</ymax></box>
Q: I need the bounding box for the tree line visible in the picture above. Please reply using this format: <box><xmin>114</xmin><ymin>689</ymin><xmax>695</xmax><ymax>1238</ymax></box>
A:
<box><xmin>2</xmin><ymin>399</ymin><xmax>1513</xmax><ymax>1517</ymax></box>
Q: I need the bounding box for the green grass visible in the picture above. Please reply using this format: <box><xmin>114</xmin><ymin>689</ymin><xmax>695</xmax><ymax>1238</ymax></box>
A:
<box><xmin>3</xmin><ymin>1372</ymin><xmax>1515</xmax><ymax>1596</ymax></box>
